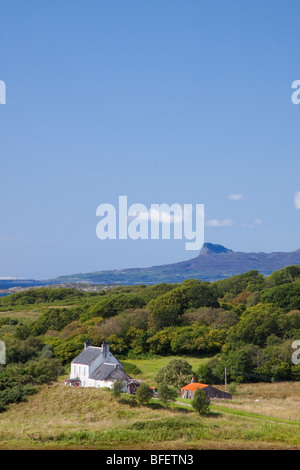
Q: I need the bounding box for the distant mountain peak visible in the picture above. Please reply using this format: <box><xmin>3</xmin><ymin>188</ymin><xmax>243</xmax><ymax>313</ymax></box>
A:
<box><xmin>53</xmin><ymin>243</ymin><xmax>300</xmax><ymax>285</ymax></box>
<box><xmin>199</xmin><ymin>243</ymin><xmax>233</xmax><ymax>255</ymax></box>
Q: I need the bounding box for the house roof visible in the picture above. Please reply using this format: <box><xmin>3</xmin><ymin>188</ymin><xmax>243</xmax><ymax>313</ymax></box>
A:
<box><xmin>90</xmin><ymin>363</ymin><xmax>132</xmax><ymax>382</ymax></box>
<box><xmin>181</xmin><ymin>383</ymin><xmax>208</xmax><ymax>391</ymax></box>
<box><xmin>72</xmin><ymin>343</ymin><xmax>122</xmax><ymax>367</ymax></box>
<box><xmin>72</xmin><ymin>346</ymin><xmax>104</xmax><ymax>365</ymax></box>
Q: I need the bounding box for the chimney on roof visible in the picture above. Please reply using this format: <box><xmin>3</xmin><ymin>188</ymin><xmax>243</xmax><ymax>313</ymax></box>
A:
<box><xmin>84</xmin><ymin>339</ymin><xmax>92</xmax><ymax>349</ymax></box>
<box><xmin>102</xmin><ymin>341</ymin><xmax>109</xmax><ymax>357</ymax></box>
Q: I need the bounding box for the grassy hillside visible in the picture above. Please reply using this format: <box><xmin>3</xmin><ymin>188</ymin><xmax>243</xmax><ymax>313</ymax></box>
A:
<box><xmin>0</xmin><ymin>380</ymin><xmax>300</xmax><ymax>450</ymax></box>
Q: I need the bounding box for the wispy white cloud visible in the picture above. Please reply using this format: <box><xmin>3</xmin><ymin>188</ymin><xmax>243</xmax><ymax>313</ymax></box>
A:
<box><xmin>294</xmin><ymin>192</ymin><xmax>300</xmax><ymax>209</ymax></box>
<box><xmin>138</xmin><ymin>208</ymin><xmax>183</xmax><ymax>224</ymax></box>
<box><xmin>134</xmin><ymin>206</ymin><xmax>193</xmax><ymax>225</ymax></box>
<box><xmin>206</xmin><ymin>219</ymin><xmax>234</xmax><ymax>227</ymax></box>
<box><xmin>227</xmin><ymin>193</ymin><xmax>244</xmax><ymax>201</ymax></box>
<box><xmin>241</xmin><ymin>219</ymin><xmax>263</xmax><ymax>228</ymax></box>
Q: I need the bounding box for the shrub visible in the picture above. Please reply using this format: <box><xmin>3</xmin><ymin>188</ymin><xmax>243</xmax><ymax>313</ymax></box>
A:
<box><xmin>122</xmin><ymin>362</ymin><xmax>142</xmax><ymax>377</ymax></box>
<box><xmin>228</xmin><ymin>382</ymin><xmax>237</xmax><ymax>394</ymax></box>
<box><xmin>113</xmin><ymin>380</ymin><xmax>123</xmax><ymax>397</ymax></box>
<box><xmin>136</xmin><ymin>383</ymin><xmax>153</xmax><ymax>405</ymax></box>
<box><xmin>26</xmin><ymin>358</ymin><xmax>63</xmax><ymax>384</ymax></box>
<box><xmin>157</xmin><ymin>384</ymin><xmax>178</xmax><ymax>408</ymax></box>
<box><xmin>191</xmin><ymin>388</ymin><xmax>210</xmax><ymax>415</ymax></box>
<box><xmin>84</xmin><ymin>294</ymin><xmax>146</xmax><ymax>321</ymax></box>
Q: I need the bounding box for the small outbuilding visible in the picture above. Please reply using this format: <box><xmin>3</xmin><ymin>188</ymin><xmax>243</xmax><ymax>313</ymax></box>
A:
<box><xmin>181</xmin><ymin>382</ymin><xmax>232</xmax><ymax>400</ymax></box>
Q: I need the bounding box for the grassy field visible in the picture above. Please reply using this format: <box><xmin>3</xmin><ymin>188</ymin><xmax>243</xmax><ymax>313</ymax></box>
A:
<box><xmin>0</xmin><ymin>379</ymin><xmax>300</xmax><ymax>450</ymax></box>
<box><xmin>122</xmin><ymin>356</ymin><xmax>210</xmax><ymax>384</ymax></box>
<box><xmin>211</xmin><ymin>381</ymin><xmax>300</xmax><ymax>422</ymax></box>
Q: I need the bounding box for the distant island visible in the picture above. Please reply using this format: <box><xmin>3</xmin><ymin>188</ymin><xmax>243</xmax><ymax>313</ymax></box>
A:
<box><xmin>3</xmin><ymin>243</ymin><xmax>300</xmax><ymax>291</ymax></box>
<box><xmin>50</xmin><ymin>243</ymin><xmax>300</xmax><ymax>285</ymax></box>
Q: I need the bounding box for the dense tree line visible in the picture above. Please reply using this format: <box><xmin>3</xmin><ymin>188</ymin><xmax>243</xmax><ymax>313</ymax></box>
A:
<box><xmin>0</xmin><ymin>287</ymin><xmax>85</xmax><ymax>306</ymax></box>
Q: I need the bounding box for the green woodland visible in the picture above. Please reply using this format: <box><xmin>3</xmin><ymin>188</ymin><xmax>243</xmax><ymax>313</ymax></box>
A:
<box><xmin>1</xmin><ymin>265</ymin><xmax>300</xmax><ymax>411</ymax></box>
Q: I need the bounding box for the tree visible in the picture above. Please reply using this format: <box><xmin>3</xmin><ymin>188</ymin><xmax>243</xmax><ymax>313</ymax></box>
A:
<box><xmin>197</xmin><ymin>363</ymin><xmax>215</xmax><ymax>385</ymax></box>
<box><xmin>113</xmin><ymin>380</ymin><xmax>123</xmax><ymax>397</ymax></box>
<box><xmin>266</xmin><ymin>265</ymin><xmax>300</xmax><ymax>287</ymax></box>
<box><xmin>181</xmin><ymin>279</ymin><xmax>220</xmax><ymax>309</ymax></box>
<box><xmin>5</xmin><ymin>336</ymin><xmax>43</xmax><ymax>364</ymax></box>
<box><xmin>47</xmin><ymin>336</ymin><xmax>84</xmax><ymax>365</ymax></box>
<box><xmin>216</xmin><ymin>270</ymin><xmax>266</xmax><ymax>298</ymax></box>
<box><xmin>136</xmin><ymin>382</ymin><xmax>152</xmax><ymax>405</ymax></box>
<box><xmin>155</xmin><ymin>359</ymin><xmax>194</xmax><ymax>391</ymax></box>
<box><xmin>31</xmin><ymin>307</ymin><xmax>80</xmax><ymax>335</ymax></box>
<box><xmin>148</xmin><ymin>289</ymin><xmax>184</xmax><ymax>330</ymax></box>
<box><xmin>157</xmin><ymin>384</ymin><xmax>177</xmax><ymax>409</ymax></box>
<box><xmin>191</xmin><ymin>388</ymin><xmax>210</xmax><ymax>415</ymax></box>
<box><xmin>148</xmin><ymin>281</ymin><xmax>219</xmax><ymax>330</ymax></box>
<box><xmin>26</xmin><ymin>358</ymin><xmax>63</xmax><ymax>384</ymax></box>
<box><xmin>84</xmin><ymin>294</ymin><xmax>146</xmax><ymax>321</ymax></box>
<box><xmin>228</xmin><ymin>303</ymin><xmax>284</xmax><ymax>347</ymax></box>
<box><xmin>224</xmin><ymin>349</ymin><xmax>254</xmax><ymax>383</ymax></box>
<box><xmin>261</xmin><ymin>284</ymin><xmax>300</xmax><ymax>312</ymax></box>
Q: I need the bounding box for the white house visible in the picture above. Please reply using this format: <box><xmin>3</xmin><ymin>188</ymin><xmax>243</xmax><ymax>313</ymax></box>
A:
<box><xmin>65</xmin><ymin>341</ymin><xmax>135</xmax><ymax>392</ymax></box>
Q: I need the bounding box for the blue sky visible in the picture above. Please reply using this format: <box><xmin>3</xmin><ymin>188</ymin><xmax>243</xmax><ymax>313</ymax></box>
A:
<box><xmin>0</xmin><ymin>0</ymin><xmax>300</xmax><ymax>279</ymax></box>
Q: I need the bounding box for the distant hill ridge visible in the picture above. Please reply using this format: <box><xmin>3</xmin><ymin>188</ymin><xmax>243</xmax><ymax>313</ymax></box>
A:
<box><xmin>53</xmin><ymin>243</ymin><xmax>300</xmax><ymax>285</ymax></box>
